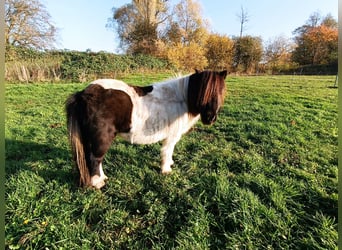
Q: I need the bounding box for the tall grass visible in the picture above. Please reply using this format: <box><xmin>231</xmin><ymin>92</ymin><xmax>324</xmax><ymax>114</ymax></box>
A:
<box><xmin>5</xmin><ymin>60</ymin><xmax>62</xmax><ymax>83</ymax></box>
<box><xmin>5</xmin><ymin>75</ymin><xmax>337</xmax><ymax>249</ymax></box>
<box><xmin>5</xmin><ymin>47</ymin><xmax>174</xmax><ymax>83</ymax></box>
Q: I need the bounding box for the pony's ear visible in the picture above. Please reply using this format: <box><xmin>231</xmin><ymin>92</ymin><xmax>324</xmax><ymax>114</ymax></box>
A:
<box><xmin>195</xmin><ymin>69</ymin><xmax>202</xmax><ymax>74</ymax></box>
<box><xmin>220</xmin><ymin>70</ymin><xmax>228</xmax><ymax>79</ymax></box>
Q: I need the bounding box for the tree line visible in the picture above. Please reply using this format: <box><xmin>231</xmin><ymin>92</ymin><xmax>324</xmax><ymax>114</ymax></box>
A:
<box><xmin>5</xmin><ymin>0</ymin><xmax>338</xmax><ymax>80</ymax></box>
<box><xmin>108</xmin><ymin>0</ymin><xmax>337</xmax><ymax>74</ymax></box>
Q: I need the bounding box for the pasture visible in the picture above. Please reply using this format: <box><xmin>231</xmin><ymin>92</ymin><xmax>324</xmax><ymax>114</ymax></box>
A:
<box><xmin>5</xmin><ymin>74</ymin><xmax>337</xmax><ymax>249</ymax></box>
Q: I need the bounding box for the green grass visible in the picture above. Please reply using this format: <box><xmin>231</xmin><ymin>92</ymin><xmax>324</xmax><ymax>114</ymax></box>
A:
<box><xmin>5</xmin><ymin>75</ymin><xmax>337</xmax><ymax>249</ymax></box>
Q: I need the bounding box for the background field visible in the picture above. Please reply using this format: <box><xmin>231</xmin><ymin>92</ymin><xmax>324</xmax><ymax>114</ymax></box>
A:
<box><xmin>5</xmin><ymin>75</ymin><xmax>337</xmax><ymax>249</ymax></box>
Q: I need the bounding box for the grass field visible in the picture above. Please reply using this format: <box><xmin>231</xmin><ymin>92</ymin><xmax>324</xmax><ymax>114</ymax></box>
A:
<box><xmin>5</xmin><ymin>74</ymin><xmax>337</xmax><ymax>249</ymax></box>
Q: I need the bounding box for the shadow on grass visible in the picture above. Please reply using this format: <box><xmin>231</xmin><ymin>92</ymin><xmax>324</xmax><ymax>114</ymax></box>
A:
<box><xmin>5</xmin><ymin>139</ymin><xmax>77</xmax><ymax>188</ymax></box>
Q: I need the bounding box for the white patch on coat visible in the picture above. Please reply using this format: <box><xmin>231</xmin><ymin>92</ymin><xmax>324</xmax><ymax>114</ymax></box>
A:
<box><xmin>92</xmin><ymin>77</ymin><xmax>200</xmax><ymax>144</ymax></box>
<box><xmin>91</xmin><ymin>77</ymin><xmax>201</xmax><ymax>173</ymax></box>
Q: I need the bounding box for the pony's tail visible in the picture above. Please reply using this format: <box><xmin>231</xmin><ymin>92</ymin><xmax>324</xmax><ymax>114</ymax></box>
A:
<box><xmin>66</xmin><ymin>93</ymin><xmax>91</xmax><ymax>187</ymax></box>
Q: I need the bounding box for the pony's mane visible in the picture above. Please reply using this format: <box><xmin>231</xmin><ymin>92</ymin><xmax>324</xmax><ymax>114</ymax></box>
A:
<box><xmin>187</xmin><ymin>71</ymin><xmax>226</xmax><ymax>115</ymax></box>
<box><xmin>172</xmin><ymin>72</ymin><xmax>184</xmax><ymax>79</ymax></box>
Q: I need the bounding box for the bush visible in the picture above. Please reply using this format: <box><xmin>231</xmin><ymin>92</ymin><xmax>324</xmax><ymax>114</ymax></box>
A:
<box><xmin>56</xmin><ymin>51</ymin><xmax>174</xmax><ymax>82</ymax></box>
<box><xmin>205</xmin><ymin>34</ymin><xmax>234</xmax><ymax>71</ymax></box>
<box><xmin>166</xmin><ymin>43</ymin><xmax>208</xmax><ymax>71</ymax></box>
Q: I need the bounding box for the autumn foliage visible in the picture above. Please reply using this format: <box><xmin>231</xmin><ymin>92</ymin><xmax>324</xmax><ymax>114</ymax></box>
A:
<box><xmin>303</xmin><ymin>25</ymin><xmax>337</xmax><ymax>65</ymax></box>
<box><xmin>205</xmin><ymin>34</ymin><xmax>234</xmax><ymax>71</ymax></box>
<box><xmin>109</xmin><ymin>1</ymin><xmax>337</xmax><ymax>73</ymax></box>
<box><xmin>5</xmin><ymin>0</ymin><xmax>338</xmax><ymax>75</ymax></box>
<box><xmin>166</xmin><ymin>42</ymin><xmax>208</xmax><ymax>71</ymax></box>
<box><xmin>292</xmin><ymin>13</ymin><xmax>338</xmax><ymax>66</ymax></box>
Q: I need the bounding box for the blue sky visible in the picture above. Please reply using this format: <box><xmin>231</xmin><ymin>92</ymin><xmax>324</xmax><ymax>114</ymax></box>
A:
<box><xmin>44</xmin><ymin>0</ymin><xmax>338</xmax><ymax>53</ymax></box>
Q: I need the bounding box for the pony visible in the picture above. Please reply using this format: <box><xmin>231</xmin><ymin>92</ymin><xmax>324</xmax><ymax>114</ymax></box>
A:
<box><xmin>66</xmin><ymin>70</ymin><xmax>227</xmax><ymax>189</ymax></box>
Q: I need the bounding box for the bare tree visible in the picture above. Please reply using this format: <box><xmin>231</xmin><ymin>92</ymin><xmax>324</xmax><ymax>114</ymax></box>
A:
<box><xmin>5</xmin><ymin>0</ymin><xmax>58</xmax><ymax>49</ymax></box>
<box><xmin>237</xmin><ymin>6</ymin><xmax>249</xmax><ymax>38</ymax></box>
<box><xmin>306</xmin><ymin>11</ymin><xmax>321</xmax><ymax>27</ymax></box>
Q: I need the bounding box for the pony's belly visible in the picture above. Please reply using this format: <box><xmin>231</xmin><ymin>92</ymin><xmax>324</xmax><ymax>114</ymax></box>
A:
<box><xmin>118</xmin><ymin>129</ymin><xmax>168</xmax><ymax>145</ymax></box>
<box><xmin>119</xmin><ymin>106</ymin><xmax>176</xmax><ymax>144</ymax></box>
<box><xmin>118</xmin><ymin>114</ymin><xmax>200</xmax><ymax>145</ymax></box>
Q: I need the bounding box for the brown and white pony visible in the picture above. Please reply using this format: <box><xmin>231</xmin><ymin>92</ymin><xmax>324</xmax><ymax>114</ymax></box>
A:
<box><xmin>66</xmin><ymin>70</ymin><xmax>227</xmax><ymax>189</ymax></box>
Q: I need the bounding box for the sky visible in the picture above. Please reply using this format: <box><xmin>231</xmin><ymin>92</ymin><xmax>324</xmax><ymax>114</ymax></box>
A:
<box><xmin>43</xmin><ymin>0</ymin><xmax>338</xmax><ymax>53</ymax></box>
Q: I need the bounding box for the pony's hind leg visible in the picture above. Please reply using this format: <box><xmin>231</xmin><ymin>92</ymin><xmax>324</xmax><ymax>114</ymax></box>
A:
<box><xmin>88</xmin><ymin>128</ymin><xmax>115</xmax><ymax>189</ymax></box>
<box><xmin>89</xmin><ymin>153</ymin><xmax>105</xmax><ymax>189</ymax></box>
<box><xmin>80</xmin><ymin>85</ymin><xmax>132</xmax><ymax>189</ymax></box>
<box><xmin>99</xmin><ymin>162</ymin><xmax>108</xmax><ymax>180</ymax></box>
<box><xmin>89</xmin><ymin>155</ymin><xmax>107</xmax><ymax>189</ymax></box>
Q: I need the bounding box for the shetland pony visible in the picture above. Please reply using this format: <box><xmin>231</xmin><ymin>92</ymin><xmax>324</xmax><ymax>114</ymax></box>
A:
<box><xmin>66</xmin><ymin>70</ymin><xmax>227</xmax><ymax>189</ymax></box>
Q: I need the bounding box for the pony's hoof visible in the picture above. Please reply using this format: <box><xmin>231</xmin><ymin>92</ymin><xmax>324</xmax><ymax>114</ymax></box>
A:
<box><xmin>91</xmin><ymin>175</ymin><xmax>106</xmax><ymax>189</ymax></box>
<box><xmin>161</xmin><ymin>168</ymin><xmax>172</xmax><ymax>175</ymax></box>
<box><xmin>94</xmin><ymin>181</ymin><xmax>106</xmax><ymax>189</ymax></box>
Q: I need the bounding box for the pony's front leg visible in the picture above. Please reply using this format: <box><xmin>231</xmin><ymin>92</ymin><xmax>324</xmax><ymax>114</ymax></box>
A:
<box><xmin>160</xmin><ymin>138</ymin><xmax>179</xmax><ymax>174</ymax></box>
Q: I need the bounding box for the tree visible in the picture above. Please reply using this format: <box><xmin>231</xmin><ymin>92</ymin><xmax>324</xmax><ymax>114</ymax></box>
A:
<box><xmin>233</xmin><ymin>36</ymin><xmax>263</xmax><ymax>73</ymax></box>
<box><xmin>164</xmin><ymin>22</ymin><xmax>183</xmax><ymax>44</ymax></box>
<box><xmin>108</xmin><ymin>0</ymin><xmax>169</xmax><ymax>54</ymax></box>
<box><xmin>163</xmin><ymin>0</ymin><xmax>210</xmax><ymax>70</ymax></box>
<box><xmin>292</xmin><ymin>13</ymin><xmax>338</xmax><ymax>65</ymax></box>
<box><xmin>170</xmin><ymin>0</ymin><xmax>209</xmax><ymax>46</ymax></box>
<box><xmin>264</xmin><ymin>36</ymin><xmax>295</xmax><ymax>73</ymax></box>
<box><xmin>5</xmin><ymin>0</ymin><xmax>57</xmax><ymax>49</ymax></box>
<box><xmin>321</xmin><ymin>13</ymin><xmax>338</xmax><ymax>29</ymax></box>
<box><xmin>205</xmin><ymin>33</ymin><xmax>234</xmax><ymax>70</ymax></box>
<box><xmin>109</xmin><ymin>0</ymin><xmax>211</xmax><ymax>70</ymax></box>
<box><xmin>237</xmin><ymin>6</ymin><xmax>249</xmax><ymax>38</ymax></box>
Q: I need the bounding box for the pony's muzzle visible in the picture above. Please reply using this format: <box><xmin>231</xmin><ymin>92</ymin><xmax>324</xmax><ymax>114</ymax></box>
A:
<box><xmin>201</xmin><ymin>112</ymin><xmax>217</xmax><ymax>125</ymax></box>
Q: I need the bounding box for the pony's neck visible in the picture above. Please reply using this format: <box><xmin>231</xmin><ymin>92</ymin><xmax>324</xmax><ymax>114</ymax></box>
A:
<box><xmin>177</xmin><ymin>76</ymin><xmax>190</xmax><ymax>101</ymax></box>
<box><xmin>157</xmin><ymin>75</ymin><xmax>190</xmax><ymax>102</ymax></box>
